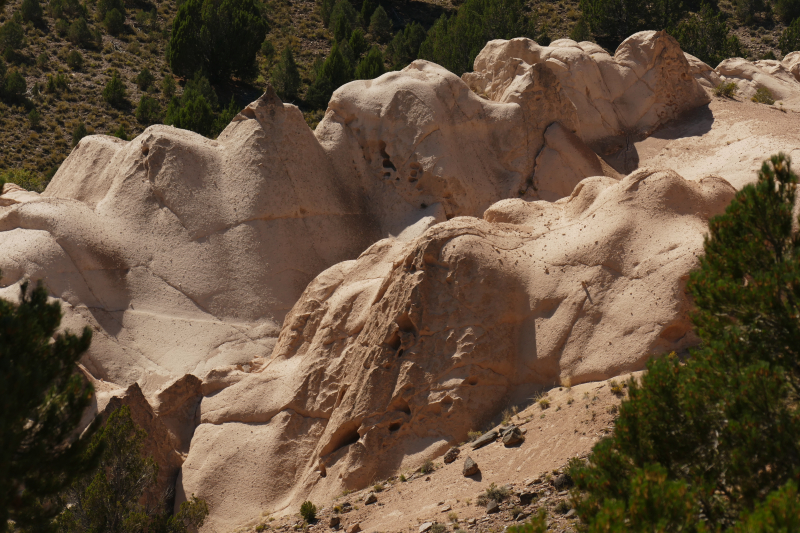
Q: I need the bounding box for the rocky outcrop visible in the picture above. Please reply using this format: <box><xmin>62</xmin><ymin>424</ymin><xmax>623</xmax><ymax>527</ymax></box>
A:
<box><xmin>464</xmin><ymin>31</ymin><xmax>710</xmax><ymax>157</ymax></box>
<box><xmin>315</xmin><ymin>59</ymin><xmax>610</xmax><ymax>220</ymax></box>
<box><xmin>176</xmin><ymin>168</ymin><xmax>735</xmax><ymax>532</ymax></box>
<box><xmin>716</xmin><ymin>56</ymin><xmax>800</xmax><ymax>103</ymax></box>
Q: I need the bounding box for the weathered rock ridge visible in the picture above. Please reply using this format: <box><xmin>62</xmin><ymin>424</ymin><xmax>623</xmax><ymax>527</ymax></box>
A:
<box><xmin>177</xmin><ymin>168</ymin><xmax>735</xmax><ymax>531</ymax></box>
<box><xmin>3</xmin><ymin>29</ymin><xmax>798</xmax><ymax>533</ymax></box>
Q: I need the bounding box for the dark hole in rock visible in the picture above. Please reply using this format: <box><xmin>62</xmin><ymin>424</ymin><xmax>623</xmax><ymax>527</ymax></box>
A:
<box><xmin>389</xmin><ymin>422</ymin><xmax>402</xmax><ymax>432</ymax></box>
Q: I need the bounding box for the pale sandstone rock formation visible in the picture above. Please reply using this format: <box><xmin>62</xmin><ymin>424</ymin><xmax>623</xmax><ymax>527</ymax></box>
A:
<box><xmin>0</xmin><ymin>60</ymin><xmax>612</xmax><ymax>391</ymax></box>
<box><xmin>684</xmin><ymin>53</ymin><xmax>722</xmax><ymax>90</ymax></box>
<box><xmin>315</xmin><ymin>59</ymin><xmax>611</xmax><ymax>219</ymax></box>
<box><xmin>177</xmin><ymin>168</ymin><xmax>735</xmax><ymax>532</ymax></box>
<box><xmin>716</xmin><ymin>56</ymin><xmax>800</xmax><ymax>104</ymax></box>
<box><xmin>0</xmin><ymin>89</ymin><xmax>378</xmax><ymax>393</ymax></box>
<box><xmin>464</xmin><ymin>31</ymin><xmax>710</xmax><ymax>157</ymax></box>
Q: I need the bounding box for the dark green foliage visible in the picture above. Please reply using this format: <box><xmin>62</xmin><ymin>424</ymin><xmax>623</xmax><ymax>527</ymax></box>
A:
<box><xmin>271</xmin><ymin>46</ymin><xmax>301</xmax><ymax>101</ymax></box>
<box><xmin>66</xmin><ymin>49</ymin><xmax>83</xmax><ymax>70</ymax></box>
<box><xmin>0</xmin><ymin>18</ymin><xmax>25</xmax><ymax>55</ymax></box>
<box><xmin>733</xmin><ymin>0</ymin><xmax>766</xmax><ymax>24</ymax></box>
<box><xmin>21</xmin><ymin>0</ymin><xmax>44</xmax><ymax>25</ymax></box>
<box><xmin>0</xmin><ymin>58</ymin><xmax>5</xmax><ymax>95</ymax></box>
<box><xmin>330</xmin><ymin>0</ymin><xmax>359</xmax><ymax>42</ymax></box>
<box><xmin>72</xmin><ymin>121</ymin><xmax>87</xmax><ymax>145</ymax></box>
<box><xmin>4</xmin><ymin>69</ymin><xmax>26</xmax><ymax>101</ymax></box>
<box><xmin>386</xmin><ymin>22</ymin><xmax>426</xmax><ymax>69</ymax></box>
<box><xmin>0</xmin><ymin>281</ymin><xmax>98</xmax><ymax>533</ymax></box>
<box><xmin>167</xmin><ymin>0</ymin><xmax>268</xmax><ymax>82</ymax></box>
<box><xmin>732</xmin><ymin>482</ymin><xmax>800</xmax><ymax>533</ymax></box>
<box><xmin>569</xmin><ymin>17</ymin><xmax>591</xmax><ymax>42</ymax></box>
<box><xmin>213</xmin><ymin>96</ymin><xmax>239</xmax><ymax>134</ymax></box>
<box><xmin>320</xmin><ymin>0</ymin><xmax>336</xmax><ymax>27</ymax></box>
<box><xmin>55</xmin><ymin>18</ymin><xmax>69</xmax><ymax>37</ymax></box>
<box><xmin>672</xmin><ymin>4</ymin><xmax>744</xmax><ymax>66</ymax></box>
<box><xmin>162</xmin><ymin>74</ymin><xmax>176</xmax><ymax>98</ymax></box>
<box><xmin>67</xmin><ymin>17</ymin><xmax>94</xmax><ymax>47</ymax></box>
<box><xmin>261</xmin><ymin>38</ymin><xmax>275</xmax><ymax>62</ymax></box>
<box><xmin>46</xmin><ymin>72</ymin><xmax>69</xmax><ymax>93</ymax></box>
<box><xmin>136</xmin><ymin>67</ymin><xmax>155</xmax><ymax>91</ymax></box>
<box><xmin>361</xmin><ymin>0</ymin><xmax>377</xmax><ymax>25</ymax></box>
<box><xmin>48</xmin><ymin>0</ymin><xmax>86</xmax><ymax>20</ymax></box>
<box><xmin>111</xmin><ymin>123</ymin><xmax>129</xmax><ymax>140</ymax></box>
<box><xmin>164</xmin><ymin>72</ymin><xmax>231</xmax><ymax>137</ymax></box>
<box><xmin>354</xmin><ymin>45</ymin><xmax>385</xmax><ymax>79</ymax></box>
<box><xmin>96</xmin><ymin>0</ymin><xmax>125</xmax><ymax>21</ymax></box>
<box><xmin>774</xmin><ymin>0</ymin><xmax>800</xmax><ymax>23</ymax></box>
<box><xmin>418</xmin><ymin>0</ymin><xmax>535</xmax><ymax>76</ymax></box>
<box><xmin>0</xmin><ymin>168</ymin><xmax>48</xmax><ymax>192</ymax></box>
<box><xmin>56</xmin><ymin>406</ymin><xmax>210</xmax><ymax>533</ymax></box>
<box><xmin>779</xmin><ymin>17</ymin><xmax>800</xmax><ymax>54</ymax></box>
<box><xmin>104</xmin><ymin>8</ymin><xmax>125</xmax><ymax>36</ymax></box>
<box><xmin>580</xmin><ymin>0</ymin><xmax>706</xmax><ymax>48</ymax></box>
<box><xmin>369</xmin><ymin>5</ymin><xmax>392</xmax><ymax>42</ymax></box>
<box><xmin>28</xmin><ymin>106</ymin><xmax>42</xmax><ymax>128</ymax></box>
<box><xmin>762</xmin><ymin>49</ymin><xmax>777</xmax><ymax>59</ymax></box>
<box><xmin>136</xmin><ymin>94</ymin><xmax>162</xmax><ymax>124</ymax></box>
<box><xmin>569</xmin><ymin>154</ymin><xmax>800</xmax><ymax>531</ymax></box>
<box><xmin>103</xmin><ymin>69</ymin><xmax>127</xmax><ymax>107</ymax></box>
<box><xmin>299</xmin><ymin>500</ymin><xmax>317</xmax><ymax>522</ymax></box>
<box><xmin>306</xmin><ymin>41</ymin><xmax>352</xmax><ymax>108</ymax></box>
<box><xmin>349</xmin><ymin>28</ymin><xmax>367</xmax><ymax>58</ymax></box>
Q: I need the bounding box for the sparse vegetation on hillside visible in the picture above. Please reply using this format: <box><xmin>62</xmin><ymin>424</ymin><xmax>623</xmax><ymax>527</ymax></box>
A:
<box><xmin>1</xmin><ymin>0</ymin><xmax>799</xmax><ymax>190</ymax></box>
<box><xmin>568</xmin><ymin>153</ymin><xmax>800</xmax><ymax>530</ymax></box>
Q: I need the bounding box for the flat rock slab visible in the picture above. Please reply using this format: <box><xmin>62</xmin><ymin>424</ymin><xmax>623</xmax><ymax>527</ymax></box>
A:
<box><xmin>471</xmin><ymin>430</ymin><xmax>498</xmax><ymax>449</ymax></box>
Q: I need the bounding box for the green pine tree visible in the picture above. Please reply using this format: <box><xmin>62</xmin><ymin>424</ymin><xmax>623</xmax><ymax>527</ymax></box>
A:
<box><xmin>21</xmin><ymin>0</ymin><xmax>44</xmax><ymax>25</ymax></box>
<box><xmin>672</xmin><ymin>3</ymin><xmax>744</xmax><ymax>66</ymax></box>
<box><xmin>369</xmin><ymin>5</ymin><xmax>392</xmax><ymax>43</ymax></box>
<box><xmin>271</xmin><ymin>46</ymin><xmax>301</xmax><ymax>101</ymax></box>
<box><xmin>136</xmin><ymin>95</ymin><xmax>162</xmax><ymax>125</ymax></box>
<box><xmin>774</xmin><ymin>0</ymin><xmax>800</xmax><ymax>24</ymax></box>
<box><xmin>418</xmin><ymin>0</ymin><xmax>536</xmax><ymax>76</ymax></box>
<box><xmin>56</xmin><ymin>406</ymin><xmax>209</xmax><ymax>533</ymax></box>
<box><xmin>330</xmin><ymin>0</ymin><xmax>358</xmax><ymax>43</ymax></box>
<box><xmin>349</xmin><ymin>28</ymin><xmax>367</xmax><ymax>58</ymax></box>
<box><xmin>72</xmin><ymin>121</ymin><xmax>88</xmax><ymax>146</ymax></box>
<box><xmin>0</xmin><ymin>281</ymin><xmax>99</xmax><ymax>533</ymax></box>
<box><xmin>569</xmin><ymin>153</ymin><xmax>800</xmax><ymax>530</ymax></box>
<box><xmin>102</xmin><ymin>69</ymin><xmax>127</xmax><ymax>108</ymax></box>
<box><xmin>780</xmin><ymin>17</ymin><xmax>800</xmax><ymax>55</ymax></box>
<box><xmin>306</xmin><ymin>41</ymin><xmax>353</xmax><ymax>109</ymax></box>
<box><xmin>167</xmin><ymin>0</ymin><xmax>268</xmax><ymax>82</ymax></box>
<box><xmin>355</xmin><ymin>46</ymin><xmax>385</xmax><ymax>79</ymax></box>
<box><xmin>164</xmin><ymin>72</ymin><xmax>219</xmax><ymax>137</ymax></box>
<box><xmin>360</xmin><ymin>0</ymin><xmax>377</xmax><ymax>26</ymax></box>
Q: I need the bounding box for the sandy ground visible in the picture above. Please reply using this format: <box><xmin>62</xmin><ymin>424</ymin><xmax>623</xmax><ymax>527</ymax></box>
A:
<box><xmin>250</xmin><ymin>374</ymin><xmax>638</xmax><ymax>533</ymax></box>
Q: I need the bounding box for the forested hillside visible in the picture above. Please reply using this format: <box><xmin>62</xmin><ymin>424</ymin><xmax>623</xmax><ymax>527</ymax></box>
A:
<box><xmin>1</xmin><ymin>0</ymin><xmax>799</xmax><ymax>187</ymax></box>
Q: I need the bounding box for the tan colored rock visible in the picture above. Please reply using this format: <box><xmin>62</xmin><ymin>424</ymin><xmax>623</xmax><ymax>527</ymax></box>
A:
<box><xmin>176</xmin><ymin>168</ymin><xmax>734</xmax><ymax>532</ymax></box>
<box><xmin>716</xmin><ymin>56</ymin><xmax>800</xmax><ymax>103</ymax></box>
<box><xmin>0</xmin><ymin>89</ymin><xmax>379</xmax><ymax>393</ymax></box>
<box><xmin>684</xmin><ymin>52</ymin><xmax>722</xmax><ymax>90</ymax></box>
<box><xmin>316</xmin><ymin>59</ymin><xmax>610</xmax><ymax>216</ymax></box>
<box><xmin>464</xmin><ymin>31</ymin><xmax>710</xmax><ymax>157</ymax></box>
<box><xmin>784</xmin><ymin>51</ymin><xmax>800</xmax><ymax>82</ymax></box>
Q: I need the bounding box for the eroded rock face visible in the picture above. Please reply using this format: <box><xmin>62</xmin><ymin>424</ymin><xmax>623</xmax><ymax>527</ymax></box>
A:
<box><xmin>177</xmin><ymin>168</ymin><xmax>735</xmax><ymax>532</ymax></box>
<box><xmin>0</xmin><ymin>90</ymin><xmax>378</xmax><ymax>393</ymax></box>
<box><xmin>464</xmin><ymin>31</ymin><xmax>710</xmax><ymax>157</ymax></box>
<box><xmin>315</xmin><ymin>60</ymin><xmax>612</xmax><ymax>221</ymax></box>
<box><xmin>716</xmin><ymin>56</ymin><xmax>800</xmax><ymax>104</ymax></box>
